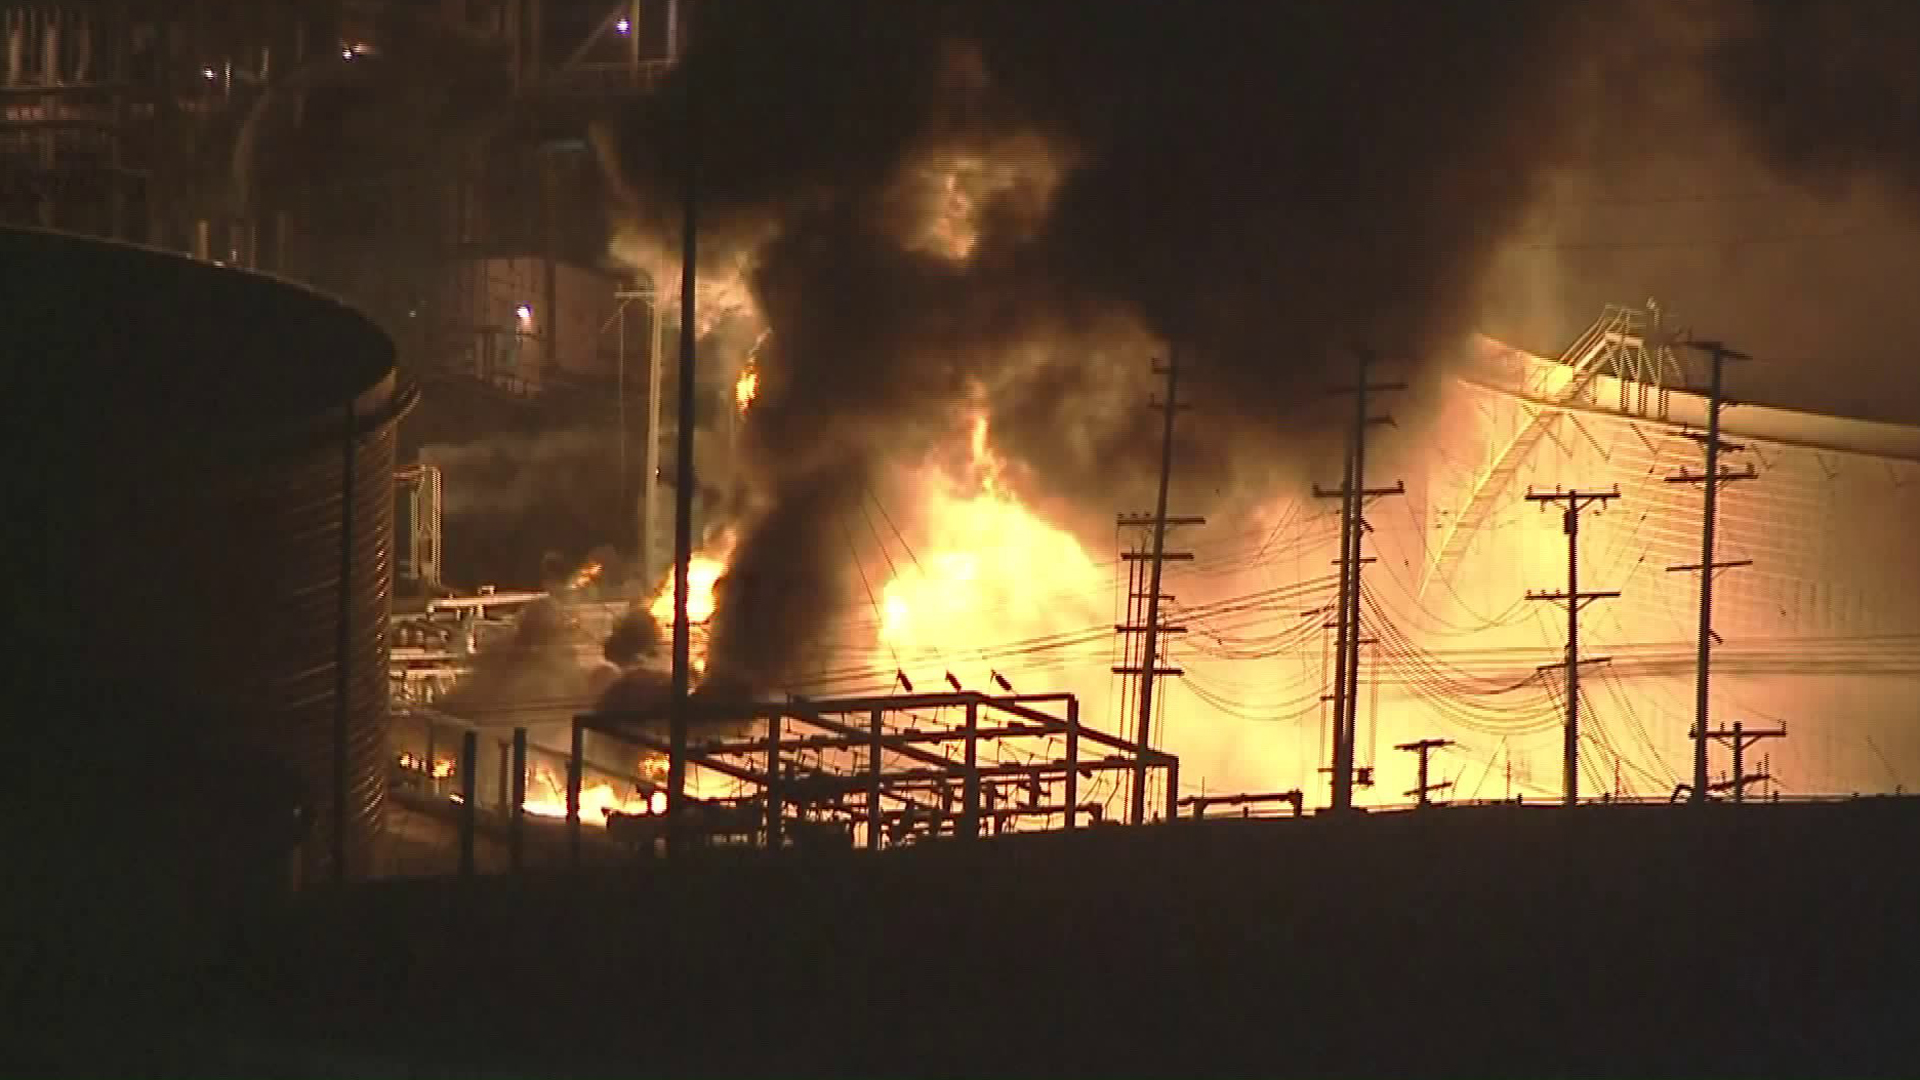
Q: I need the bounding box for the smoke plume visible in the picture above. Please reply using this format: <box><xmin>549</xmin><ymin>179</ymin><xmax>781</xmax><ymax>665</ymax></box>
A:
<box><xmin>604</xmin><ymin>0</ymin><xmax>1920</xmax><ymax>694</ymax></box>
<box><xmin>439</xmin><ymin>598</ymin><xmax>621</xmax><ymax>720</ymax></box>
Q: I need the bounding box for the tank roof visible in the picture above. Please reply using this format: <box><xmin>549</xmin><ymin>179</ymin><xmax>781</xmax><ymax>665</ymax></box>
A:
<box><xmin>4</xmin><ymin>228</ymin><xmax>394</xmax><ymax>446</ymax></box>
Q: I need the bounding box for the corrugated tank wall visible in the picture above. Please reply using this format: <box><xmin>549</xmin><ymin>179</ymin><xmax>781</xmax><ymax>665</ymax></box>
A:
<box><xmin>3</xmin><ymin>227</ymin><xmax>411</xmax><ymax>881</ymax></box>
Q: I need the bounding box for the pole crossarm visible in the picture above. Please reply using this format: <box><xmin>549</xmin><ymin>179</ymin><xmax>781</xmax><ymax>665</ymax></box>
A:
<box><xmin>1666</xmin><ymin>468</ymin><xmax>1759</xmax><ymax>484</ymax></box>
<box><xmin>1699</xmin><ymin>722</ymin><xmax>1788</xmax><ymax>802</ymax></box>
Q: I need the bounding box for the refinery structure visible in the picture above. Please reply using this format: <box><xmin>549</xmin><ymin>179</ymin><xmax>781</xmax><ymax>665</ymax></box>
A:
<box><xmin>12</xmin><ymin>0</ymin><xmax>1920</xmax><ymax>881</ymax></box>
<box><xmin>21</xmin><ymin>5</ymin><xmax>1920</xmax><ymax>1075</ymax></box>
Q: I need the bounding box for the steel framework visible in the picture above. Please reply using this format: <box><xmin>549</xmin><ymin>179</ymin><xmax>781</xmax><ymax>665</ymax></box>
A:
<box><xmin>570</xmin><ymin>692</ymin><xmax>1180</xmax><ymax>857</ymax></box>
<box><xmin>1424</xmin><ymin>301</ymin><xmax>1687</xmax><ymax>599</ymax></box>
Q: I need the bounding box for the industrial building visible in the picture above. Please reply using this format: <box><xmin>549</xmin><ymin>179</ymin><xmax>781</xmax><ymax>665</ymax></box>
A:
<box><xmin>1</xmin><ymin>0</ymin><xmax>721</xmax><ymax>593</ymax></box>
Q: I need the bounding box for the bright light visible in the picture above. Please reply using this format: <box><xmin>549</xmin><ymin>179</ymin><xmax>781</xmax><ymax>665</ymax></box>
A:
<box><xmin>648</xmin><ymin>536</ymin><xmax>735</xmax><ymax>679</ymax></box>
<box><xmin>734</xmin><ymin>363</ymin><xmax>759</xmax><ymax>412</ymax></box>
<box><xmin>651</xmin><ymin>553</ymin><xmax>727</xmax><ymax>626</ymax></box>
<box><xmin>615</xmin><ymin>17</ymin><xmax>631</xmax><ymax>34</ymax></box>
<box><xmin>202</xmin><ymin>67</ymin><xmax>216</xmax><ymax>79</ymax></box>
<box><xmin>341</xmin><ymin>48</ymin><xmax>353</xmax><ymax>60</ymax></box>
<box><xmin>515</xmin><ymin>304</ymin><xmax>534</xmax><ymax>324</ymax></box>
<box><xmin>649</xmin><ymin>790</ymin><xmax>667</xmax><ymax>814</ymax></box>
<box><xmin>877</xmin><ymin>412</ymin><xmax>1104</xmax><ymax>662</ymax></box>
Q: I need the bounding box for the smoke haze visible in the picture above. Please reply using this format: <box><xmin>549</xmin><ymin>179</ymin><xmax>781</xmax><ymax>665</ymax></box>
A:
<box><xmin>603</xmin><ymin>0</ymin><xmax>1920</xmax><ymax>693</ymax></box>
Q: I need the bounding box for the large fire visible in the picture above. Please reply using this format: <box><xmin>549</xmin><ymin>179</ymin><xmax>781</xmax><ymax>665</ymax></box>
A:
<box><xmin>876</xmin><ymin>413</ymin><xmax>1103</xmax><ymax>670</ymax></box>
<box><xmin>520</xmin><ymin>773</ymin><xmax>666</xmax><ymax>826</ymax></box>
<box><xmin>650</xmin><ymin>552</ymin><xmax>726</xmax><ymax>626</ymax></box>
<box><xmin>648</xmin><ymin>537</ymin><xmax>732</xmax><ymax>677</ymax></box>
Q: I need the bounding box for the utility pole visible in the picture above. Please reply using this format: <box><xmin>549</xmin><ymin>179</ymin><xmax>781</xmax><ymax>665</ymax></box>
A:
<box><xmin>1395</xmin><ymin>738</ymin><xmax>1454</xmax><ymax>807</ymax></box>
<box><xmin>1524</xmin><ymin>486</ymin><xmax>1621</xmax><ymax>806</ymax></box>
<box><xmin>1703</xmin><ymin>722</ymin><xmax>1786</xmax><ymax>802</ymax></box>
<box><xmin>1666</xmin><ymin>341</ymin><xmax>1756</xmax><ymax>805</ymax></box>
<box><xmin>1313</xmin><ymin>348</ymin><xmax>1404</xmax><ymax>811</ymax></box>
<box><xmin>666</xmin><ymin>0</ymin><xmax>698</xmax><ymax>844</ymax></box>
<box><xmin>1113</xmin><ymin>346</ymin><xmax>1203</xmax><ymax>826</ymax></box>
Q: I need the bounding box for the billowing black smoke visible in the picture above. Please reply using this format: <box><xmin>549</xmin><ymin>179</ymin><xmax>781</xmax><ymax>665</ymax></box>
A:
<box><xmin>1708</xmin><ymin>1</ymin><xmax>1920</xmax><ymax>195</ymax></box>
<box><xmin>440</xmin><ymin>599</ymin><xmax>621</xmax><ymax>719</ymax></box>
<box><xmin>607</xmin><ymin>0</ymin><xmax>1920</xmax><ymax>694</ymax></box>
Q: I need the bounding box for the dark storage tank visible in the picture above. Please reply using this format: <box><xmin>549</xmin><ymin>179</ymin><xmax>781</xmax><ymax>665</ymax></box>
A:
<box><xmin>2</xmin><ymin>228</ymin><xmax>412</xmax><ymax>882</ymax></box>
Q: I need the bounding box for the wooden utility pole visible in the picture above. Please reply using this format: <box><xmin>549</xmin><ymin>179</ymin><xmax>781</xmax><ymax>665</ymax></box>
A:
<box><xmin>1704</xmin><ymin>722</ymin><xmax>1786</xmax><ymax>802</ymax></box>
<box><xmin>1114</xmin><ymin>348</ymin><xmax>1202</xmax><ymax>826</ymax></box>
<box><xmin>1666</xmin><ymin>341</ymin><xmax>1755</xmax><ymax>805</ymax></box>
<box><xmin>1395</xmin><ymin>738</ymin><xmax>1454</xmax><ymax>807</ymax></box>
<box><xmin>1524</xmin><ymin>486</ymin><xmax>1621</xmax><ymax>806</ymax></box>
<box><xmin>1313</xmin><ymin>349</ymin><xmax>1404</xmax><ymax>811</ymax></box>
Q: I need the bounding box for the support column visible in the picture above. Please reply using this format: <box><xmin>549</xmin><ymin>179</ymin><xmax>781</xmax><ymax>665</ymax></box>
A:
<box><xmin>1064</xmin><ymin>698</ymin><xmax>1079</xmax><ymax>831</ymax></box>
<box><xmin>962</xmin><ymin>700</ymin><xmax>980</xmax><ymax>839</ymax></box>
<box><xmin>568</xmin><ymin>718</ymin><xmax>584</xmax><ymax>867</ymax></box>
<box><xmin>459</xmin><ymin>730</ymin><xmax>477</xmax><ymax>877</ymax></box>
<box><xmin>510</xmin><ymin>727</ymin><xmax>527</xmax><ymax>872</ymax></box>
<box><xmin>868</xmin><ymin>707</ymin><xmax>883</xmax><ymax>850</ymax></box>
<box><xmin>764</xmin><ymin>714</ymin><xmax>783</xmax><ymax>850</ymax></box>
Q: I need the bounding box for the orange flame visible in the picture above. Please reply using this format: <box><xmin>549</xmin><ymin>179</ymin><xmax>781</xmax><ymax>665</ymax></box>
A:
<box><xmin>878</xmin><ymin>413</ymin><xmax>1103</xmax><ymax>666</ymax></box>
<box><xmin>735</xmin><ymin>364</ymin><xmax>759</xmax><ymax>412</ymax></box>
<box><xmin>650</xmin><ymin>553</ymin><xmax>727</xmax><ymax>626</ymax></box>
<box><xmin>518</xmin><ymin>767</ymin><xmax>666</xmax><ymax>827</ymax></box>
<box><xmin>648</xmin><ymin>535</ymin><xmax>734</xmax><ymax>677</ymax></box>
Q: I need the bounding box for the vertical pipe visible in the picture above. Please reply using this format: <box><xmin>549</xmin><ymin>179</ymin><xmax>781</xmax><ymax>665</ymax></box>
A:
<box><xmin>332</xmin><ymin>400</ymin><xmax>354</xmax><ymax>884</ymax></box>
<box><xmin>1064</xmin><ymin>698</ymin><xmax>1079</xmax><ymax>831</ymax></box>
<box><xmin>1132</xmin><ymin>345</ymin><xmax>1180</xmax><ymax>826</ymax></box>
<box><xmin>1164</xmin><ymin>761</ymin><xmax>1179</xmax><ymax>824</ymax></box>
<box><xmin>628</xmin><ymin>0</ymin><xmax>640</xmax><ymax>73</ymax></box>
<box><xmin>618</xmin><ymin>301</ymin><xmax>627</xmax><ymax>556</ymax></box>
<box><xmin>496</xmin><ymin>739</ymin><xmax>509</xmax><ymax>817</ymax></box>
<box><xmin>510</xmin><ymin>728</ymin><xmax>527</xmax><ymax>872</ymax></box>
<box><xmin>1565</xmin><ymin>507</ymin><xmax>1580</xmax><ymax>807</ymax></box>
<box><xmin>764</xmin><ymin>715</ymin><xmax>782</xmax><ymax>850</ymax></box>
<box><xmin>962</xmin><ymin>700</ymin><xmax>980</xmax><ymax>839</ymax></box>
<box><xmin>1416</xmin><ymin>749</ymin><xmax>1431</xmax><ymax>807</ymax></box>
<box><xmin>867</xmin><ymin>707</ymin><xmax>882</xmax><ymax>850</ymax></box>
<box><xmin>459</xmin><ymin>730</ymin><xmax>477</xmax><ymax>877</ymax></box>
<box><xmin>1692</xmin><ymin>349</ymin><xmax>1726</xmax><ymax>804</ymax></box>
<box><xmin>568</xmin><ymin>718</ymin><xmax>584</xmax><ymax>867</ymax></box>
<box><xmin>424</xmin><ymin>719</ymin><xmax>437</xmax><ymax>796</ymax></box>
<box><xmin>645</xmin><ymin>289</ymin><xmax>663</xmax><ymax>582</ymax></box>
<box><xmin>666</xmin><ymin>0</ymin><xmax>698</xmax><ymax>846</ymax></box>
